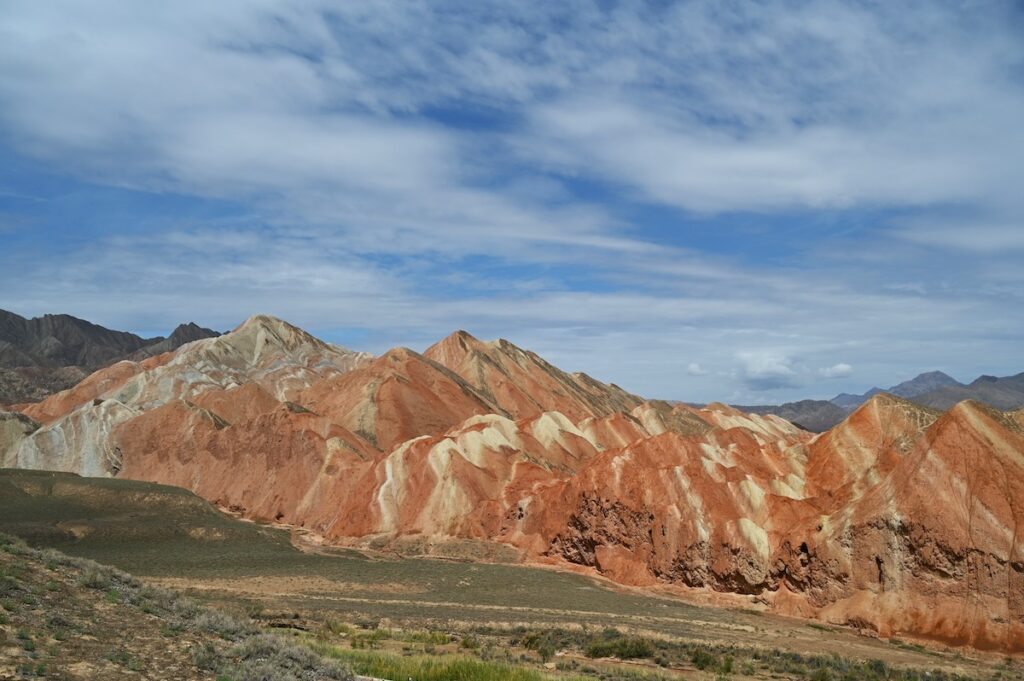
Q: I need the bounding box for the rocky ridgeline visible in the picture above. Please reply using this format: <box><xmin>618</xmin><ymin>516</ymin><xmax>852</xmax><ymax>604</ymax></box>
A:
<box><xmin>1</xmin><ymin>315</ymin><xmax>1023</xmax><ymax>651</ymax></box>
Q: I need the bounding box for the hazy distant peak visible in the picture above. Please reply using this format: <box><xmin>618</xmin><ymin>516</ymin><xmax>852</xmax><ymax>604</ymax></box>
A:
<box><xmin>888</xmin><ymin>370</ymin><xmax>962</xmax><ymax>398</ymax></box>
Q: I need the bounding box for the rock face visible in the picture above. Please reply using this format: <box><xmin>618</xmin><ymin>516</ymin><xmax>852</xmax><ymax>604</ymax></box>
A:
<box><xmin>0</xmin><ymin>410</ymin><xmax>39</xmax><ymax>462</ymax></box>
<box><xmin>2</xmin><ymin>316</ymin><xmax>1023</xmax><ymax>652</ymax></box>
<box><xmin>0</xmin><ymin>309</ymin><xmax>220</xmax><ymax>404</ymax></box>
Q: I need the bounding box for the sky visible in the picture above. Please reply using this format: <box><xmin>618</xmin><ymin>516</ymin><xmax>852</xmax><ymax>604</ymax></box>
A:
<box><xmin>1</xmin><ymin>1</ymin><xmax>1023</xmax><ymax>404</ymax></box>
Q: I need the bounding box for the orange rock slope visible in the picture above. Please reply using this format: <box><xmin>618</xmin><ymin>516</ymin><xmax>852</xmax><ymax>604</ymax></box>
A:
<box><xmin>1</xmin><ymin>315</ymin><xmax>1022</xmax><ymax>651</ymax></box>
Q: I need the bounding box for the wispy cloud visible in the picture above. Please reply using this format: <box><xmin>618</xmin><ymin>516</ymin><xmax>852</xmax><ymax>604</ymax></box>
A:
<box><xmin>819</xmin><ymin>363</ymin><xmax>853</xmax><ymax>379</ymax></box>
<box><xmin>1</xmin><ymin>1</ymin><xmax>1022</xmax><ymax>402</ymax></box>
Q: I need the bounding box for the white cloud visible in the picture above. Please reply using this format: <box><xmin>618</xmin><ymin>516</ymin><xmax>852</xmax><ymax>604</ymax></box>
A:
<box><xmin>895</xmin><ymin>220</ymin><xmax>1024</xmax><ymax>253</ymax></box>
<box><xmin>3</xmin><ymin>1</ymin><xmax>1021</xmax><ymax>228</ymax></box>
<box><xmin>0</xmin><ymin>1</ymin><xmax>1022</xmax><ymax>403</ymax></box>
<box><xmin>737</xmin><ymin>351</ymin><xmax>799</xmax><ymax>391</ymax></box>
<box><xmin>819</xmin><ymin>363</ymin><xmax>854</xmax><ymax>379</ymax></box>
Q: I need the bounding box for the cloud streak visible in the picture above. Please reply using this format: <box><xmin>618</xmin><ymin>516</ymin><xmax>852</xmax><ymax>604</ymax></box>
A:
<box><xmin>0</xmin><ymin>0</ymin><xmax>1022</xmax><ymax>403</ymax></box>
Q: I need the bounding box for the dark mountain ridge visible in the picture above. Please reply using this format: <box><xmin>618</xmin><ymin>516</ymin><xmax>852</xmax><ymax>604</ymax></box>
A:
<box><xmin>0</xmin><ymin>309</ymin><xmax>219</xmax><ymax>404</ymax></box>
<box><xmin>0</xmin><ymin>309</ymin><xmax>157</xmax><ymax>368</ymax></box>
<box><xmin>733</xmin><ymin>399</ymin><xmax>847</xmax><ymax>432</ymax></box>
<box><xmin>911</xmin><ymin>372</ymin><xmax>1024</xmax><ymax>411</ymax></box>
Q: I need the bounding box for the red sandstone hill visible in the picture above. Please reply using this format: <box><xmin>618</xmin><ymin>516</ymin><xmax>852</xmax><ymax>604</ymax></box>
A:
<box><xmin>1</xmin><ymin>315</ymin><xmax>1022</xmax><ymax>652</ymax></box>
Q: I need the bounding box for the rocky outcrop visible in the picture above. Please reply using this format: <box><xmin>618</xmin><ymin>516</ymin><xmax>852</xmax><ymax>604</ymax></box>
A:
<box><xmin>501</xmin><ymin>395</ymin><xmax>1024</xmax><ymax>650</ymax></box>
<box><xmin>0</xmin><ymin>410</ymin><xmax>39</xmax><ymax>462</ymax></box>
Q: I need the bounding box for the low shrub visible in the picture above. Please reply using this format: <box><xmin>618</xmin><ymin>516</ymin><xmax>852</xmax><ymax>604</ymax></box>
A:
<box><xmin>585</xmin><ymin>637</ymin><xmax>654</xmax><ymax>660</ymax></box>
<box><xmin>77</xmin><ymin>566</ymin><xmax>112</xmax><ymax>590</ymax></box>
<box><xmin>190</xmin><ymin>609</ymin><xmax>255</xmax><ymax>641</ymax></box>
<box><xmin>232</xmin><ymin>634</ymin><xmax>352</xmax><ymax>681</ymax></box>
<box><xmin>192</xmin><ymin>641</ymin><xmax>221</xmax><ymax>671</ymax></box>
<box><xmin>691</xmin><ymin>647</ymin><xmax>718</xmax><ymax>671</ymax></box>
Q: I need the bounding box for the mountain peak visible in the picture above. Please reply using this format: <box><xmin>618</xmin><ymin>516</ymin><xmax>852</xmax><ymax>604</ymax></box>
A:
<box><xmin>888</xmin><ymin>370</ymin><xmax>962</xmax><ymax>398</ymax></box>
<box><xmin>234</xmin><ymin>314</ymin><xmax>294</xmax><ymax>334</ymax></box>
<box><xmin>422</xmin><ymin>330</ymin><xmax>491</xmax><ymax>366</ymax></box>
<box><xmin>841</xmin><ymin>392</ymin><xmax>942</xmax><ymax>433</ymax></box>
<box><xmin>422</xmin><ymin>330</ymin><xmax>641</xmax><ymax>421</ymax></box>
<box><xmin>918</xmin><ymin>370</ymin><xmax>956</xmax><ymax>380</ymax></box>
<box><xmin>166</xmin><ymin>322</ymin><xmax>219</xmax><ymax>344</ymax></box>
<box><xmin>215</xmin><ymin>315</ymin><xmax>367</xmax><ymax>365</ymax></box>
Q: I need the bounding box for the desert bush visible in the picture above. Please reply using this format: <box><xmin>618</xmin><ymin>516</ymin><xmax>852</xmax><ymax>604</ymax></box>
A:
<box><xmin>316</xmin><ymin>646</ymin><xmax>584</xmax><ymax>681</ymax></box>
<box><xmin>585</xmin><ymin>637</ymin><xmax>654</xmax><ymax>660</ymax></box>
<box><xmin>231</xmin><ymin>634</ymin><xmax>352</xmax><ymax>681</ymax></box>
<box><xmin>810</xmin><ymin>668</ymin><xmax>832</xmax><ymax>681</ymax></box>
<box><xmin>324</xmin><ymin>620</ymin><xmax>353</xmax><ymax>636</ymax></box>
<box><xmin>38</xmin><ymin>548</ymin><xmax>83</xmax><ymax>569</ymax></box>
<box><xmin>0</xmin><ymin>575</ymin><xmax>20</xmax><ymax>597</ymax></box>
<box><xmin>106</xmin><ymin>648</ymin><xmax>134</xmax><ymax>666</ymax></box>
<box><xmin>349</xmin><ymin>628</ymin><xmax>390</xmax><ymax>649</ymax></box>
<box><xmin>690</xmin><ymin>647</ymin><xmax>718</xmax><ymax>671</ymax></box>
<box><xmin>868</xmin><ymin>659</ymin><xmax>889</xmax><ymax>677</ymax></box>
<box><xmin>245</xmin><ymin>600</ymin><xmax>265</xmax><ymax>619</ymax></box>
<box><xmin>76</xmin><ymin>566</ymin><xmax>112</xmax><ymax>590</ymax></box>
<box><xmin>190</xmin><ymin>608</ymin><xmax>255</xmax><ymax>641</ymax></box>
<box><xmin>402</xmin><ymin>628</ymin><xmax>449</xmax><ymax>645</ymax></box>
<box><xmin>0</xmin><ymin>536</ymin><xmax>32</xmax><ymax>556</ymax></box>
<box><xmin>192</xmin><ymin>641</ymin><xmax>221</xmax><ymax>671</ymax></box>
<box><xmin>171</xmin><ymin>595</ymin><xmax>202</xmax><ymax>620</ymax></box>
<box><xmin>46</xmin><ymin>612</ymin><xmax>71</xmax><ymax>629</ymax></box>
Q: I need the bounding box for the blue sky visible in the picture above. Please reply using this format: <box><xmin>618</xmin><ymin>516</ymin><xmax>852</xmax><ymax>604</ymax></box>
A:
<box><xmin>1</xmin><ymin>1</ymin><xmax>1023</xmax><ymax>403</ymax></box>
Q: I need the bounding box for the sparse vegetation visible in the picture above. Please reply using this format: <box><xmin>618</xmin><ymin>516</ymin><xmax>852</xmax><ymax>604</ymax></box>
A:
<box><xmin>231</xmin><ymin>634</ymin><xmax>351</xmax><ymax>681</ymax></box>
<box><xmin>77</xmin><ymin>564</ymin><xmax>115</xmax><ymax>589</ymax></box>
<box><xmin>314</xmin><ymin>644</ymin><xmax>590</xmax><ymax>681</ymax></box>
<box><xmin>0</xmin><ymin>532</ymin><xmax>353</xmax><ymax>680</ymax></box>
<box><xmin>585</xmin><ymin>636</ymin><xmax>654</xmax><ymax>660</ymax></box>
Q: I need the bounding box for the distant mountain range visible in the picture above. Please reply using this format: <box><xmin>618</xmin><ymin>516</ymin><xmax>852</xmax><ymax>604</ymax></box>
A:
<box><xmin>3</xmin><ymin>307</ymin><xmax>1022</xmax><ymax>434</ymax></box>
<box><xmin>0</xmin><ymin>309</ymin><xmax>219</xmax><ymax>404</ymax></box>
<box><xmin>741</xmin><ymin>369</ymin><xmax>1024</xmax><ymax>431</ymax></box>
